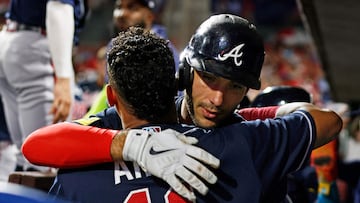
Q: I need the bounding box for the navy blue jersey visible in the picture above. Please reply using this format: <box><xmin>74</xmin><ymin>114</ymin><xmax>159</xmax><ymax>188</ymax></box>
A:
<box><xmin>6</xmin><ymin>0</ymin><xmax>47</xmax><ymax>28</ymax></box>
<box><xmin>85</xmin><ymin>107</ymin><xmax>123</xmax><ymax>130</ymax></box>
<box><xmin>83</xmin><ymin>98</ymin><xmax>286</xmax><ymax>202</ymax></box>
<box><xmin>50</xmin><ymin>110</ymin><xmax>316</xmax><ymax>203</ymax></box>
<box><xmin>5</xmin><ymin>0</ymin><xmax>88</xmax><ymax>45</ymax></box>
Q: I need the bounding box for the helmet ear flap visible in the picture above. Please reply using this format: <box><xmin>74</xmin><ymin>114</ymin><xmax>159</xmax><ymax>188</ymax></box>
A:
<box><xmin>177</xmin><ymin>57</ymin><xmax>192</xmax><ymax>91</ymax></box>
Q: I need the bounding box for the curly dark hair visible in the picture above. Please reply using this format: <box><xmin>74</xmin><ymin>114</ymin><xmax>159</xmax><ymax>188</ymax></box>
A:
<box><xmin>107</xmin><ymin>27</ymin><xmax>176</xmax><ymax>122</ymax></box>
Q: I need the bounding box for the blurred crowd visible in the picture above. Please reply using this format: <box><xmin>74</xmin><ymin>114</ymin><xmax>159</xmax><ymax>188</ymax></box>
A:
<box><xmin>0</xmin><ymin>0</ymin><xmax>360</xmax><ymax>203</ymax></box>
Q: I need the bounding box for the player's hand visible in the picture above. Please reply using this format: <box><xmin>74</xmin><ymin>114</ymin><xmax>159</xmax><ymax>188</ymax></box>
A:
<box><xmin>50</xmin><ymin>77</ymin><xmax>72</xmax><ymax>123</ymax></box>
<box><xmin>123</xmin><ymin>129</ymin><xmax>220</xmax><ymax>201</ymax></box>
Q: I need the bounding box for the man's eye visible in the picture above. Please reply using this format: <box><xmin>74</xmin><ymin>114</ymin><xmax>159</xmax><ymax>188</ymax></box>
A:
<box><xmin>231</xmin><ymin>83</ymin><xmax>246</xmax><ymax>90</ymax></box>
<box><xmin>201</xmin><ymin>73</ymin><xmax>215</xmax><ymax>81</ymax></box>
<box><xmin>233</xmin><ymin>84</ymin><xmax>242</xmax><ymax>89</ymax></box>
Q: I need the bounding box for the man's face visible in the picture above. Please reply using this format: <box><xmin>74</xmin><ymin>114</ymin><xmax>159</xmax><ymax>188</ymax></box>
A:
<box><xmin>113</xmin><ymin>0</ymin><xmax>153</xmax><ymax>31</ymax></box>
<box><xmin>187</xmin><ymin>70</ymin><xmax>247</xmax><ymax>128</ymax></box>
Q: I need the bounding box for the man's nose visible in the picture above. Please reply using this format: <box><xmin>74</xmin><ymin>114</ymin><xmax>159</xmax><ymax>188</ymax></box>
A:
<box><xmin>210</xmin><ymin>89</ymin><xmax>224</xmax><ymax>106</ymax></box>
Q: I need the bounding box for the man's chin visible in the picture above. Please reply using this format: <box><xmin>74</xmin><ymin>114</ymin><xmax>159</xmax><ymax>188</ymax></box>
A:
<box><xmin>195</xmin><ymin>118</ymin><xmax>217</xmax><ymax>129</ymax></box>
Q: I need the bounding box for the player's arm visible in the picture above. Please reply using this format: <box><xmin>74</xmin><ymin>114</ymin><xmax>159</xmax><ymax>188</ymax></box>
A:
<box><xmin>22</xmin><ymin>122</ymin><xmax>116</xmax><ymax>167</ymax></box>
<box><xmin>237</xmin><ymin>103</ymin><xmax>342</xmax><ymax>148</ymax></box>
<box><xmin>46</xmin><ymin>1</ymin><xmax>75</xmax><ymax>123</ymax></box>
<box><xmin>22</xmin><ymin>122</ymin><xmax>219</xmax><ymax>201</ymax></box>
<box><xmin>275</xmin><ymin>102</ymin><xmax>342</xmax><ymax>148</ymax></box>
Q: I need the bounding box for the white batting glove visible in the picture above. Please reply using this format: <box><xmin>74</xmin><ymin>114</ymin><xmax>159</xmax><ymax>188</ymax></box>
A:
<box><xmin>123</xmin><ymin>129</ymin><xmax>220</xmax><ymax>201</ymax></box>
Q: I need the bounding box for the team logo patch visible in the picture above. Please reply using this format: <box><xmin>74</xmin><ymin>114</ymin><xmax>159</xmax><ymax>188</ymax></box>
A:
<box><xmin>218</xmin><ymin>43</ymin><xmax>245</xmax><ymax>66</ymax></box>
<box><xmin>142</xmin><ymin>126</ymin><xmax>161</xmax><ymax>133</ymax></box>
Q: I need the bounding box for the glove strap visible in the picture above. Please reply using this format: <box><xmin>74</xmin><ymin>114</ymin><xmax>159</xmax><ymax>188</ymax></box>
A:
<box><xmin>122</xmin><ymin>129</ymin><xmax>150</xmax><ymax>161</ymax></box>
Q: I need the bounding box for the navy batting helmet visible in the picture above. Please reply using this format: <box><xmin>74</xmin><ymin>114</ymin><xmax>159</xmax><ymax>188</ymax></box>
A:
<box><xmin>177</xmin><ymin>14</ymin><xmax>265</xmax><ymax>91</ymax></box>
<box><xmin>251</xmin><ymin>86</ymin><xmax>312</xmax><ymax>107</ymax></box>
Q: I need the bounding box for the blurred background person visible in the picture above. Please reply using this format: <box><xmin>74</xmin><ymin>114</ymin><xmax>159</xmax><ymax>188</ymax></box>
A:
<box><xmin>338</xmin><ymin>107</ymin><xmax>360</xmax><ymax>203</ymax></box>
<box><xmin>0</xmin><ymin>6</ymin><xmax>17</xmax><ymax>182</ymax></box>
<box><xmin>0</xmin><ymin>0</ymin><xmax>88</xmax><ymax>174</ymax></box>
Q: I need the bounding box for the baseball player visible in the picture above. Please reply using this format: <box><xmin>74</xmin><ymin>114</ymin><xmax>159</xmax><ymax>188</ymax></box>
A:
<box><xmin>22</xmin><ymin>27</ymin><xmax>342</xmax><ymax>203</ymax></box>
<box><xmin>23</xmin><ymin>14</ymin><xmax>295</xmax><ymax>201</ymax></box>
<box><xmin>0</xmin><ymin>0</ymin><xmax>88</xmax><ymax>172</ymax></box>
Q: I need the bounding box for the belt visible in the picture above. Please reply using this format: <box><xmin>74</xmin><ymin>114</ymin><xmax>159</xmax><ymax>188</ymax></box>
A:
<box><xmin>6</xmin><ymin>20</ymin><xmax>46</xmax><ymax>36</ymax></box>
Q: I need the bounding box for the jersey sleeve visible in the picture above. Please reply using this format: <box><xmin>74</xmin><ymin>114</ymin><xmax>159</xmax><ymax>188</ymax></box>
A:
<box><xmin>22</xmin><ymin>122</ymin><xmax>119</xmax><ymax>168</ymax></box>
<box><xmin>241</xmin><ymin>110</ymin><xmax>316</xmax><ymax>184</ymax></box>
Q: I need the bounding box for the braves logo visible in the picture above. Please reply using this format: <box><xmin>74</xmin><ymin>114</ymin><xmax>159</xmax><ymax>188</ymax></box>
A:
<box><xmin>218</xmin><ymin>43</ymin><xmax>245</xmax><ymax>66</ymax></box>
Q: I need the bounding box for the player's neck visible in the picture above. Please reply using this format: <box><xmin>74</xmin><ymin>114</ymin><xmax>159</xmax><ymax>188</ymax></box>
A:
<box><xmin>180</xmin><ymin>98</ymin><xmax>193</xmax><ymax>125</ymax></box>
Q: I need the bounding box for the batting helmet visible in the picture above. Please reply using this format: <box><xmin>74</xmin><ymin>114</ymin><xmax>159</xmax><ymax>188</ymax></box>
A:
<box><xmin>177</xmin><ymin>14</ymin><xmax>265</xmax><ymax>91</ymax></box>
<box><xmin>251</xmin><ymin>86</ymin><xmax>312</xmax><ymax>107</ymax></box>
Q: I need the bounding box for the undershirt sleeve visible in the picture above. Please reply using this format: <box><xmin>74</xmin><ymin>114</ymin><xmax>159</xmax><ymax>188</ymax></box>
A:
<box><xmin>22</xmin><ymin>122</ymin><xmax>119</xmax><ymax>168</ymax></box>
<box><xmin>236</xmin><ymin>106</ymin><xmax>279</xmax><ymax>121</ymax></box>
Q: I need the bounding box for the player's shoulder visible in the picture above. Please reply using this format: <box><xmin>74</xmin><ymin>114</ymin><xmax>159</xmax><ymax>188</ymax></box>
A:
<box><xmin>73</xmin><ymin>117</ymin><xmax>101</xmax><ymax>126</ymax></box>
<box><xmin>74</xmin><ymin>107</ymin><xmax>122</xmax><ymax>129</ymax></box>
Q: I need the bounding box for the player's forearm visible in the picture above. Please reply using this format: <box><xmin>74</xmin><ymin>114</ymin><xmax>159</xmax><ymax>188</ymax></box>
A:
<box><xmin>110</xmin><ymin>130</ymin><xmax>128</xmax><ymax>162</ymax></box>
<box><xmin>46</xmin><ymin>1</ymin><xmax>74</xmax><ymax>78</ymax></box>
<box><xmin>22</xmin><ymin>122</ymin><xmax>120</xmax><ymax>168</ymax></box>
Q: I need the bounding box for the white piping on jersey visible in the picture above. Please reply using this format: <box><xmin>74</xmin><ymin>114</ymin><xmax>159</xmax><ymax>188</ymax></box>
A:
<box><xmin>286</xmin><ymin>194</ymin><xmax>294</xmax><ymax>203</ymax></box>
<box><xmin>182</xmin><ymin>127</ymin><xmax>212</xmax><ymax>135</ymax></box>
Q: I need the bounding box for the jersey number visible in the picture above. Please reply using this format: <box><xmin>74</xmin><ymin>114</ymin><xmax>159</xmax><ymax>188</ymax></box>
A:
<box><xmin>124</xmin><ymin>188</ymin><xmax>190</xmax><ymax>203</ymax></box>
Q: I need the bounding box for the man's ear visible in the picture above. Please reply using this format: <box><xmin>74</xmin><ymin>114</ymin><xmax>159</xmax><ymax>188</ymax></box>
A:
<box><xmin>106</xmin><ymin>84</ymin><xmax>116</xmax><ymax>106</ymax></box>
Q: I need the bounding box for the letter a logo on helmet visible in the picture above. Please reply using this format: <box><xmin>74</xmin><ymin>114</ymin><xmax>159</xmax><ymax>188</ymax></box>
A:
<box><xmin>218</xmin><ymin>43</ymin><xmax>245</xmax><ymax>66</ymax></box>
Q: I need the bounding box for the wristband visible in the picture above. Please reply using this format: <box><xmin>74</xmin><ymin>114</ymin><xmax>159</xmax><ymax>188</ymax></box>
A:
<box><xmin>237</xmin><ymin>106</ymin><xmax>279</xmax><ymax>120</ymax></box>
<box><xmin>122</xmin><ymin>129</ymin><xmax>150</xmax><ymax>161</ymax></box>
